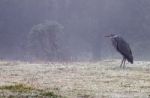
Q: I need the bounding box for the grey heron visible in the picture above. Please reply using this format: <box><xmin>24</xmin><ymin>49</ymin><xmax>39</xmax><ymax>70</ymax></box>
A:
<box><xmin>105</xmin><ymin>34</ymin><xmax>133</xmax><ymax>68</ymax></box>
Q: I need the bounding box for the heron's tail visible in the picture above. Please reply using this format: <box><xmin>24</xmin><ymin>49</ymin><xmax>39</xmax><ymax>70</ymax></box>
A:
<box><xmin>127</xmin><ymin>55</ymin><xmax>133</xmax><ymax>64</ymax></box>
<box><xmin>130</xmin><ymin>59</ymin><xmax>133</xmax><ymax>64</ymax></box>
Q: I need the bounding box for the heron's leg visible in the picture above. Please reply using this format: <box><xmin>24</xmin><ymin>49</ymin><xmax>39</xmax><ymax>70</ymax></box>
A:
<box><xmin>120</xmin><ymin>58</ymin><xmax>124</xmax><ymax>68</ymax></box>
<box><xmin>123</xmin><ymin>59</ymin><xmax>126</xmax><ymax>69</ymax></box>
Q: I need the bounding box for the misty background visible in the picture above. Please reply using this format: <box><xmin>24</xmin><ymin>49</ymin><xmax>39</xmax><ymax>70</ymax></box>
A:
<box><xmin>0</xmin><ymin>0</ymin><xmax>150</xmax><ymax>61</ymax></box>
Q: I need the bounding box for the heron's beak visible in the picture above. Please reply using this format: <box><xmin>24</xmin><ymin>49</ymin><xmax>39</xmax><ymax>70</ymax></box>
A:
<box><xmin>104</xmin><ymin>35</ymin><xmax>111</xmax><ymax>37</ymax></box>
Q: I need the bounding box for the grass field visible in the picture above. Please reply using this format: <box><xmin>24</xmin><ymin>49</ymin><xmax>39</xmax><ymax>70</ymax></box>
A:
<box><xmin>0</xmin><ymin>60</ymin><xmax>150</xmax><ymax>98</ymax></box>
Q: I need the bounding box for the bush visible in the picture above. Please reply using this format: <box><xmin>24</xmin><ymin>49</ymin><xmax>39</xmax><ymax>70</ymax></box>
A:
<box><xmin>28</xmin><ymin>21</ymin><xmax>64</xmax><ymax>61</ymax></box>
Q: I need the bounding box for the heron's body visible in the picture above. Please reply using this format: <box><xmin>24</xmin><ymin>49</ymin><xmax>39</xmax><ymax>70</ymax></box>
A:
<box><xmin>106</xmin><ymin>34</ymin><xmax>133</xmax><ymax>68</ymax></box>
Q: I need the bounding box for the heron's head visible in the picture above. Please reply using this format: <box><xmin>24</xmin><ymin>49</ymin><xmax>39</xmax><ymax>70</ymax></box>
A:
<box><xmin>105</xmin><ymin>33</ymin><xmax>118</xmax><ymax>38</ymax></box>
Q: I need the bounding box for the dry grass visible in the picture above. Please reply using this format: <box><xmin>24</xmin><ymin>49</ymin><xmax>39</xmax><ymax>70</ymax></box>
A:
<box><xmin>0</xmin><ymin>60</ymin><xmax>150</xmax><ymax>98</ymax></box>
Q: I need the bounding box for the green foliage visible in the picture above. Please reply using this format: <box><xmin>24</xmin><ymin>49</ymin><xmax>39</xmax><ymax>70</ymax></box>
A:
<box><xmin>0</xmin><ymin>84</ymin><xmax>33</xmax><ymax>93</ymax></box>
<box><xmin>0</xmin><ymin>84</ymin><xmax>65</xmax><ymax>98</ymax></box>
<box><xmin>41</xmin><ymin>91</ymin><xmax>63</xmax><ymax>98</ymax></box>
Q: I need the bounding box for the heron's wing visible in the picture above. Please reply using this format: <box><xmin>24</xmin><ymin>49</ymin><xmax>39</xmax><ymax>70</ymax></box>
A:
<box><xmin>116</xmin><ymin>37</ymin><xmax>133</xmax><ymax>63</ymax></box>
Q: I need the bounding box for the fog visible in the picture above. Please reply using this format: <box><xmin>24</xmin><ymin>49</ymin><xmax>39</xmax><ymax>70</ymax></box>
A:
<box><xmin>0</xmin><ymin>0</ymin><xmax>150</xmax><ymax>61</ymax></box>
